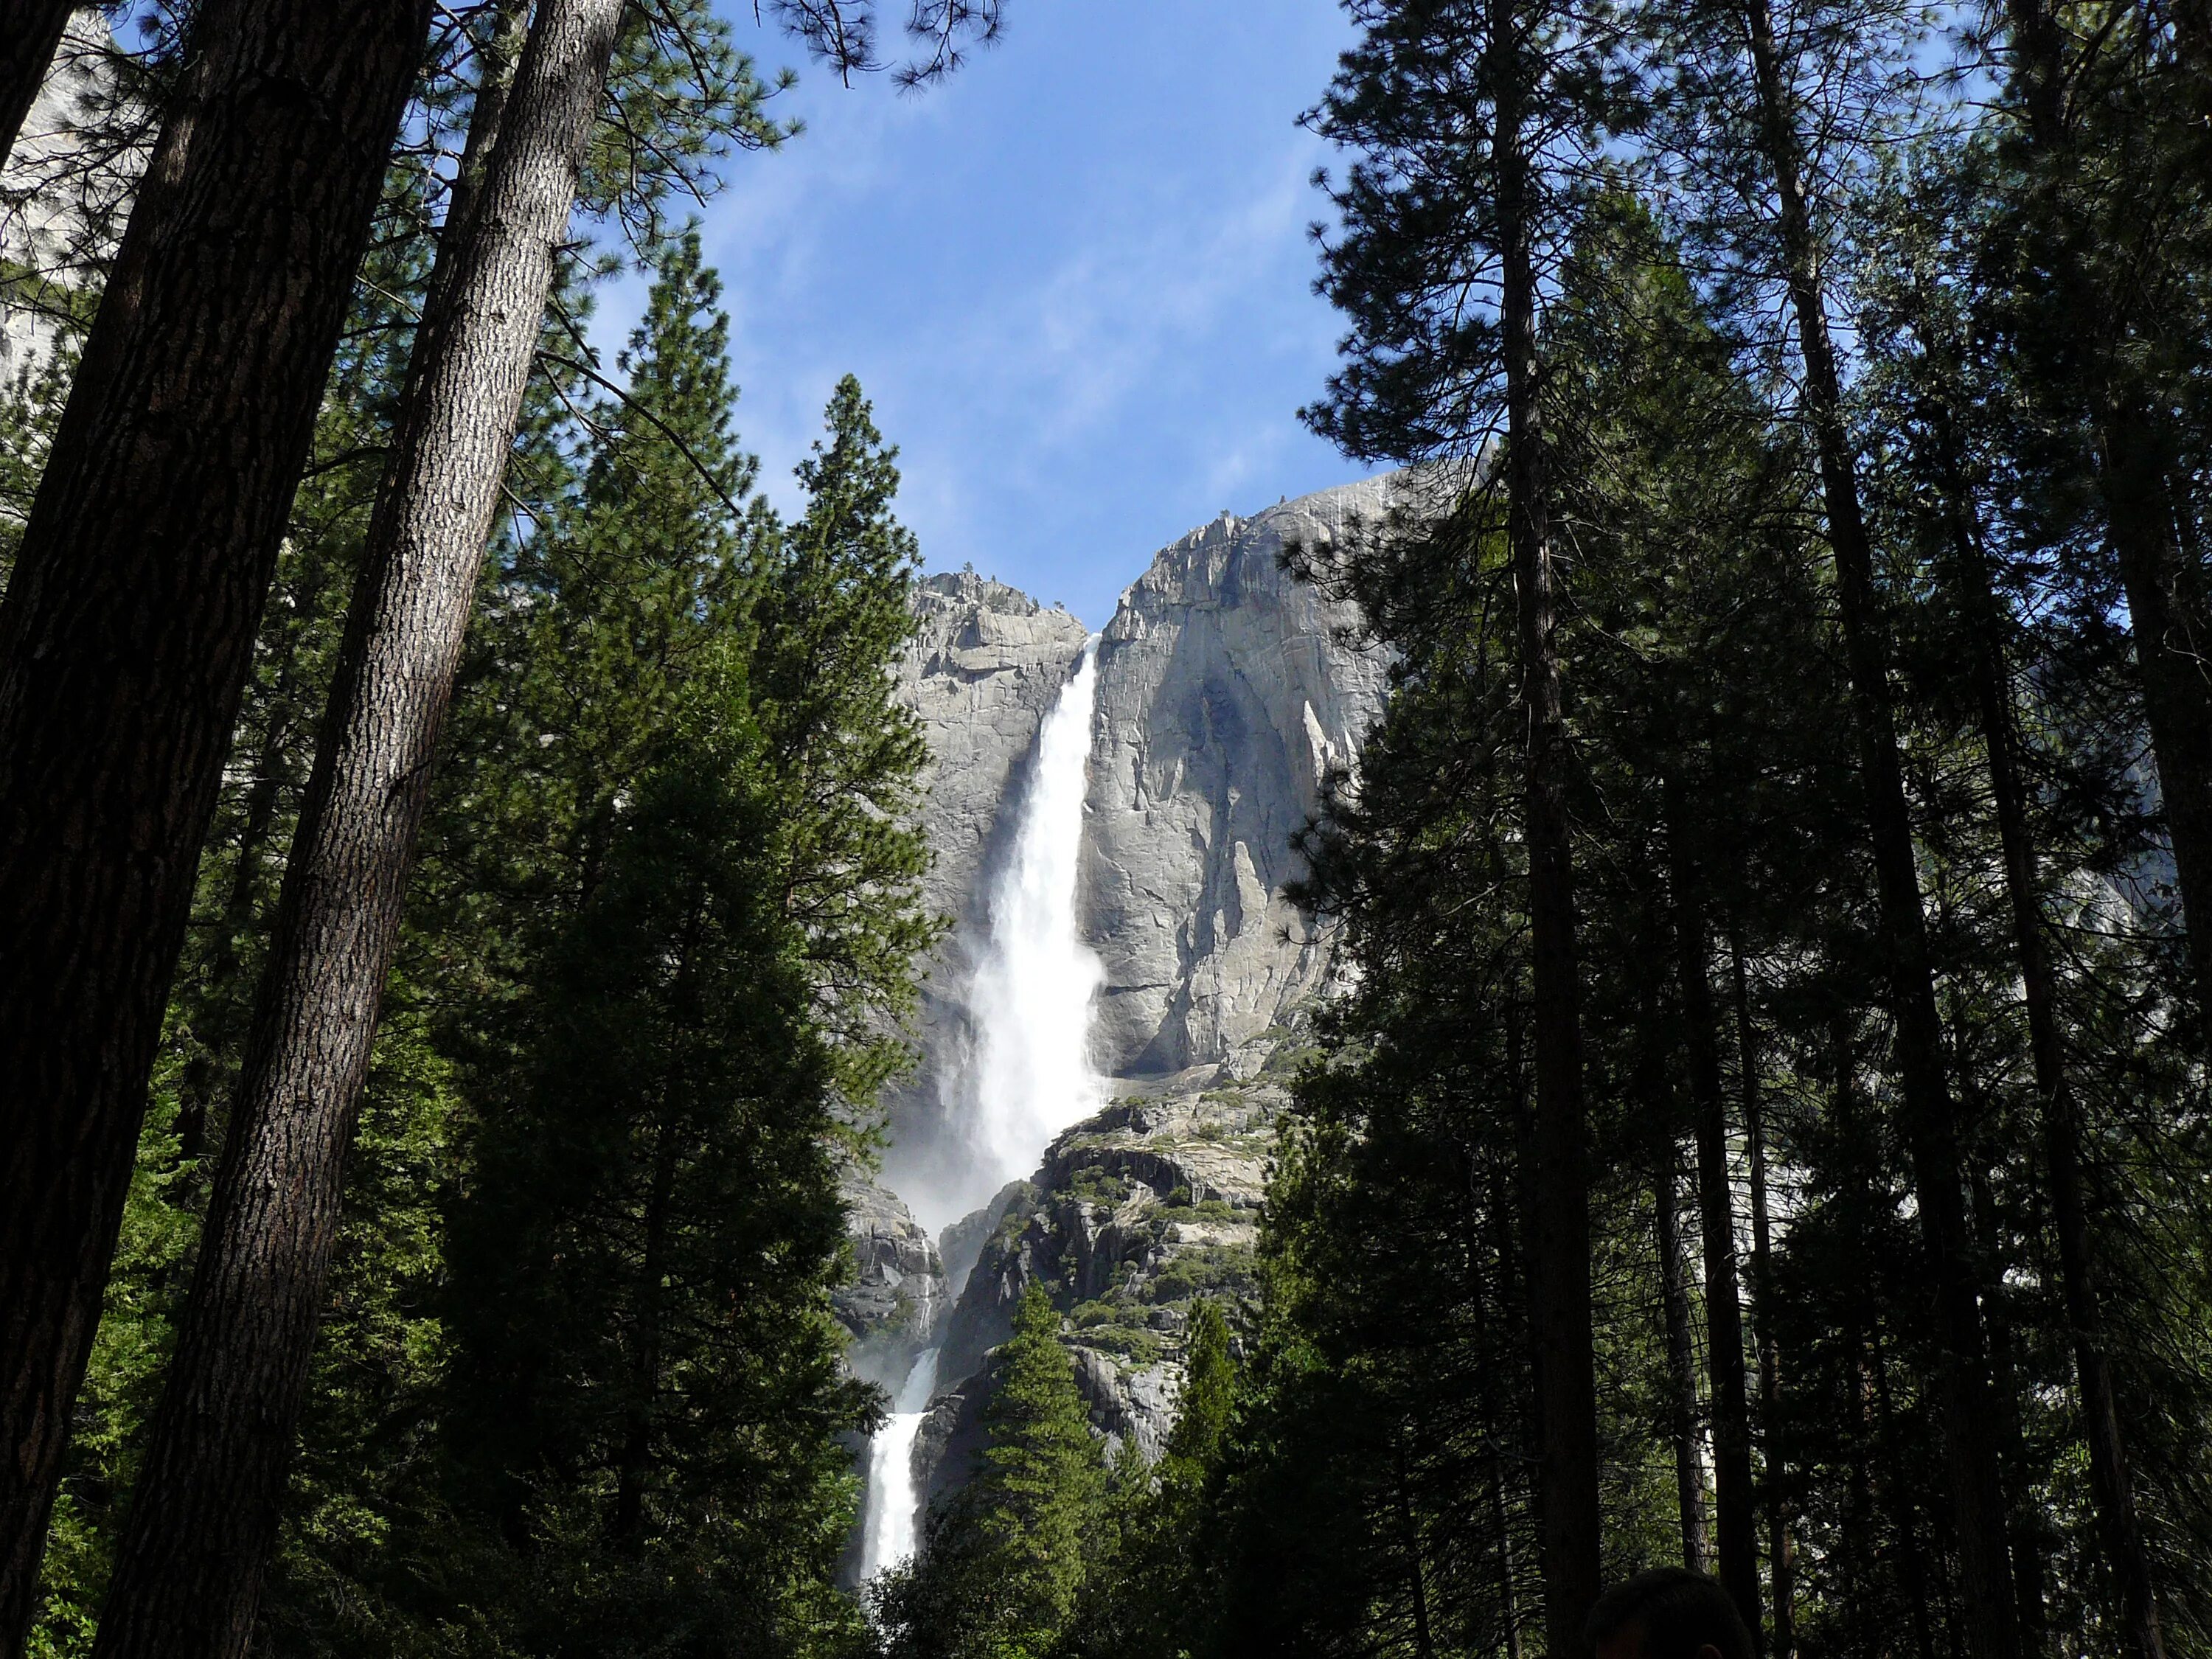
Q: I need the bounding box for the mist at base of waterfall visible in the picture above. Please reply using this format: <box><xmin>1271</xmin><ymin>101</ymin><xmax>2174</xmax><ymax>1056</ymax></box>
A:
<box><xmin>858</xmin><ymin>641</ymin><xmax>1105</xmax><ymax>1585</ymax></box>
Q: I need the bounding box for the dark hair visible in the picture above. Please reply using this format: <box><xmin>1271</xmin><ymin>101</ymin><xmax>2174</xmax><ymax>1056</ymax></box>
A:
<box><xmin>1585</xmin><ymin>1569</ymin><xmax>1755</xmax><ymax>1659</ymax></box>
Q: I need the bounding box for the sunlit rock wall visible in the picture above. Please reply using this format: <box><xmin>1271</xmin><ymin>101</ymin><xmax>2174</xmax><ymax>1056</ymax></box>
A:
<box><xmin>885</xmin><ymin>573</ymin><xmax>1091</xmax><ymax>1213</ymax></box>
<box><xmin>1083</xmin><ymin>476</ymin><xmax>1395</xmax><ymax>1078</ymax></box>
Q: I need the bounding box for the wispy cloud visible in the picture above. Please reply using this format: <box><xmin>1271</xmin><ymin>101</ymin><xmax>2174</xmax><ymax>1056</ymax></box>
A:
<box><xmin>615</xmin><ymin>1</ymin><xmax>1373</xmax><ymax>626</ymax></box>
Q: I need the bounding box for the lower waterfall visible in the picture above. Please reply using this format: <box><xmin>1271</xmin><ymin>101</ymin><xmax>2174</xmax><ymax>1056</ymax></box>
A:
<box><xmin>856</xmin><ymin>637</ymin><xmax>1105</xmax><ymax>1581</ymax></box>
<box><xmin>858</xmin><ymin>1347</ymin><xmax>939</xmax><ymax>1576</ymax></box>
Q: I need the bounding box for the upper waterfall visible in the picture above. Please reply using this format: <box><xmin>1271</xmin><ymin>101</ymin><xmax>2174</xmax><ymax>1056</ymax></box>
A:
<box><xmin>959</xmin><ymin>639</ymin><xmax>1105</xmax><ymax>1216</ymax></box>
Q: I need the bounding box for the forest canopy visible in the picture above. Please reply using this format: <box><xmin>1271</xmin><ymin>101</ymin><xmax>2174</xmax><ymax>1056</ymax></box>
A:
<box><xmin>0</xmin><ymin>1</ymin><xmax>2208</xmax><ymax>1658</ymax></box>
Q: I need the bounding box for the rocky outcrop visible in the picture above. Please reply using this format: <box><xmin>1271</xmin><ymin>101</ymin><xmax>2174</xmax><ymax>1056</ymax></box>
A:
<box><xmin>937</xmin><ymin>1178</ymin><xmax>1027</xmax><ymax>1305</ymax></box>
<box><xmin>916</xmin><ymin>1069</ymin><xmax>1284</xmax><ymax>1496</ymax></box>
<box><xmin>884</xmin><ymin>574</ymin><xmax>1091</xmax><ymax>1214</ymax></box>
<box><xmin>1085</xmin><ymin>479</ymin><xmax>1394</xmax><ymax>1078</ymax></box>
<box><xmin>835</xmin><ymin>1169</ymin><xmax>947</xmax><ymax>1392</ymax></box>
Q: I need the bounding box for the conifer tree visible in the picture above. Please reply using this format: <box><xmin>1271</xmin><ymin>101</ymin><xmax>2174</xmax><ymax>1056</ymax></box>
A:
<box><xmin>1652</xmin><ymin>0</ymin><xmax>2025</xmax><ymax>1641</ymax></box>
<box><xmin>1302</xmin><ymin>3</ymin><xmax>1639</xmax><ymax>1639</ymax></box>
<box><xmin>877</xmin><ymin>1286</ymin><xmax>1107</xmax><ymax>1659</ymax></box>
<box><xmin>88</xmin><ymin>8</ymin><xmax>790</xmax><ymax>1646</ymax></box>
<box><xmin>1987</xmin><ymin>0</ymin><xmax>2212</xmax><ymax>1043</ymax></box>
<box><xmin>0</xmin><ymin>1</ymin><xmax>431</xmax><ymax>1632</ymax></box>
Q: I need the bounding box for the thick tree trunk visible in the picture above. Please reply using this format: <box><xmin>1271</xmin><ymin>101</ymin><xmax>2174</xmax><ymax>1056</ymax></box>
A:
<box><xmin>0</xmin><ymin>0</ymin><xmax>428</xmax><ymax>1640</ymax></box>
<box><xmin>89</xmin><ymin>6</ymin><xmax>620</xmax><ymax>1654</ymax></box>
<box><xmin>1732</xmin><ymin>941</ymin><xmax>1794</xmax><ymax>1659</ymax></box>
<box><xmin>1666</xmin><ymin>804</ymin><xmax>1760</xmax><ymax>1647</ymax></box>
<box><xmin>1738</xmin><ymin>3</ymin><xmax>2020</xmax><ymax>1648</ymax></box>
<box><xmin>1491</xmin><ymin>1</ymin><xmax>1599</xmax><ymax>1645</ymax></box>
<box><xmin>2101</xmin><ymin>406</ymin><xmax>2212</xmax><ymax>1021</ymax></box>
<box><xmin>0</xmin><ymin>0</ymin><xmax>74</xmax><ymax>166</ymax></box>
<box><xmin>2000</xmin><ymin>0</ymin><xmax>2212</xmax><ymax>1033</ymax></box>
<box><xmin>1941</xmin><ymin>477</ymin><xmax>2166</xmax><ymax>1657</ymax></box>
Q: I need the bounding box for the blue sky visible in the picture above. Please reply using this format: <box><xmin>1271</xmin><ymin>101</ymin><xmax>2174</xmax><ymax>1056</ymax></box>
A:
<box><xmin>592</xmin><ymin>1</ymin><xmax>1377</xmax><ymax>629</ymax></box>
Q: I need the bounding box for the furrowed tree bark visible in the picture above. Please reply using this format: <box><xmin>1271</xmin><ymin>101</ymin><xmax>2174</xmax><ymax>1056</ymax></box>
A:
<box><xmin>1665</xmin><ymin>791</ymin><xmax>1760</xmax><ymax>1648</ymax></box>
<box><xmin>1731</xmin><ymin>939</ymin><xmax>1794</xmax><ymax>1659</ymax></box>
<box><xmin>1737</xmin><ymin>1</ymin><xmax>2021</xmax><ymax>1647</ymax></box>
<box><xmin>0</xmin><ymin>0</ymin><xmax>428</xmax><ymax>1641</ymax></box>
<box><xmin>2002</xmin><ymin>0</ymin><xmax>2212</xmax><ymax>1037</ymax></box>
<box><xmin>90</xmin><ymin>4</ymin><xmax>620</xmax><ymax>1652</ymax></box>
<box><xmin>1490</xmin><ymin>0</ymin><xmax>1599</xmax><ymax>1644</ymax></box>
<box><xmin>0</xmin><ymin>0</ymin><xmax>74</xmax><ymax>167</ymax></box>
<box><xmin>1938</xmin><ymin>453</ymin><xmax>2166</xmax><ymax>1658</ymax></box>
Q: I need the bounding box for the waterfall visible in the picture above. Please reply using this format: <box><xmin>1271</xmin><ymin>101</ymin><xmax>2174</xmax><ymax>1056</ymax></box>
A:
<box><xmin>858</xmin><ymin>1347</ymin><xmax>939</xmax><ymax>1576</ymax></box>
<box><xmin>856</xmin><ymin>638</ymin><xmax>1104</xmax><ymax>1582</ymax></box>
<box><xmin>964</xmin><ymin>636</ymin><xmax>1106</xmax><ymax>1195</ymax></box>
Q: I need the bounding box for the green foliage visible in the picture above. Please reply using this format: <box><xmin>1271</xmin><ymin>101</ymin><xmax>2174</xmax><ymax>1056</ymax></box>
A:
<box><xmin>875</xmin><ymin>1287</ymin><xmax>1107</xmax><ymax>1659</ymax></box>
<box><xmin>28</xmin><ymin>218</ymin><xmax>931</xmax><ymax>1655</ymax></box>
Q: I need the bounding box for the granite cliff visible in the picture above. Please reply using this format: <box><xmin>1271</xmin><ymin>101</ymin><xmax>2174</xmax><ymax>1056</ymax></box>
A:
<box><xmin>844</xmin><ymin>476</ymin><xmax>1396</xmax><ymax>1536</ymax></box>
<box><xmin>1</xmin><ymin>16</ymin><xmax>141</xmax><ymax>390</ymax></box>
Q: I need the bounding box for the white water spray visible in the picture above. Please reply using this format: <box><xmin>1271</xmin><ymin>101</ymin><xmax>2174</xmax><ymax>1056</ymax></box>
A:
<box><xmin>858</xmin><ymin>1347</ymin><xmax>939</xmax><ymax>1577</ymax></box>
<box><xmin>856</xmin><ymin>641</ymin><xmax>1105</xmax><ymax>1582</ymax></box>
<box><xmin>962</xmin><ymin>638</ymin><xmax>1106</xmax><ymax>1195</ymax></box>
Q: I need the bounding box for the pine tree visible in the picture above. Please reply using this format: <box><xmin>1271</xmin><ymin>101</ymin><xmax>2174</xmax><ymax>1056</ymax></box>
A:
<box><xmin>1301</xmin><ymin>3</ymin><xmax>1641</xmax><ymax>1639</ymax></box>
<box><xmin>1058</xmin><ymin>1301</ymin><xmax>1240</xmax><ymax>1659</ymax></box>
<box><xmin>1650</xmin><ymin>0</ymin><xmax>2028</xmax><ymax>1640</ymax></box>
<box><xmin>965</xmin><ymin>1286</ymin><xmax>1108</xmax><ymax>1646</ymax></box>
<box><xmin>420</xmin><ymin>266</ymin><xmax>928</xmax><ymax>1659</ymax></box>
<box><xmin>0</xmin><ymin>1</ymin><xmax>431</xmax><ymax>1633</ymax></box>
<box><xmin>877</xmin><ymin>1286</ymin><xmax>1107</xmax><ymax>1659</ymax></box>
<box><xmin>89</xmin><ymin>10</ymin><xmax>788</xmax><ymax>1646</ymax></box>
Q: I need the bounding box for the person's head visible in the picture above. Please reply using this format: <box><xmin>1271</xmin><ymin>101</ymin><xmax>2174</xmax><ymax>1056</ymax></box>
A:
<box><xmin>1585</xmin><ymin>1568</ymin><xmax>1756</xmax><ymax>1659</ymax></box>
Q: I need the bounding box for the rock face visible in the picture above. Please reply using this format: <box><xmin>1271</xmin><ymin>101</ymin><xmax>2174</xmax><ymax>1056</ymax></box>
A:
<box><xmin>850</xmin><ymin>478</ymin><xmax>1398</xmax><ymax>1513</ymax></box>
<box><xmin>1085</xmin><ymin>479</ymin><xmax>1394</xmax><ymax>1078</ymax></box>
<box><xmin>1</xmin><ymin>17</ymin><xmax>142</xmax><ymax>390</ymax></box>
<box><xmin>834</xmin><ymin>1169</ymin><xmax>947</xmax><ymax>1393</ymax></box>
<box><xmin>921</xmin><ymin>1071</ymin><xmax>1280</xmax><ymax>1490</ymax></box>
<box><xmin>883</xmin><ymin>574</ymin><xmax>1091</xmax><ymax>1214</ymax></box>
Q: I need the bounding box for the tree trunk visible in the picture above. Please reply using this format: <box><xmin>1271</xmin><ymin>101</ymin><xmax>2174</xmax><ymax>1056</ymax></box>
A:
<box><xmin>89</xmin><ymin>5</ymin><xmax>620</xmax><ymax>1653</ymax></box>
<box><xmin>1491</xmin><ymin>0</ymin><xmax>1599</xmax><ymax>1644</ymax></box>
<box><xmin>2101</xmin><ymin>406</ymin><xmax>2212</xmax><ymax>1027</ymax></box>
<box><xmin>1969</xmin><ymin>1170</ymin><xmax>2052</xmax><ymax>1652</ymax></box>
<box><xmin>1394</xmin><ymin>1426</ymin><xmax>1439</xmax><ymax>1659</ymax></box>
<box><xmin>1684</xmin><ymin>976</ymin><xmax>1759</xmax><ymax>1633</ymax></box>
<box><xmin>616</xmin><ymin>1124</ymin><xmax>681</xmax><ymax>1548</ymax></box>
<box><xmin>1870</xmin><ymin>1332</ymin><xmax>1941</xmax><ymax>1659</ymax></box>
<box><xmin>0</xmin><ymin>0</ymin><xmax>428</xmax><ymax>1638</ymax></box>
<box><xmin>1639</xmin><ymin>948</ymin><xmax>1710</xmax><ymax>1575</ymax></box>
<box><xmin>0</xmin><ymin>0</ymin><xmax>74</xmax><ymax>167</ymax></box>
<box><xmin>1732</xmin><ymin>940</ymin><xmax>1794</xmax><ymax>1659</ymax></box>
<box><xmin>1937</xmin><ymin>434</ymin><xmax>2166</xmax><ymax>1658</ymax></box>
<box><xmin>1655</xmin><ymin>1138</ymin><xmax>1711</xmax><ymax>1574</ymax></box>
<box><xmin>1737</xmin><ymin>2</ymin><xmax>2020</xmax><ymax>1648</ymax></box>
<box><xmin>2000</xmin><ymin>0</ymin><xmax>2212</xmax><ymax>1034</ymax></box>
<box><xmin>1666</xmin><ymin>794</ymin><xmax>1761</xmax><ymax>1644</ymax></box>
<box><xmin>1491</xmin><ymin>1449</ymin><xmax>1526</xmax><ymax>1659</ymax></box>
